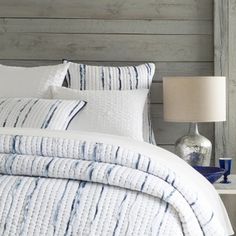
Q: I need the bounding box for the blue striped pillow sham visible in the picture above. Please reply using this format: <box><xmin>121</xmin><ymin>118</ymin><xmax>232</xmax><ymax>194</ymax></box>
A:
<box><xmin>0</xmin><ymin>98</ymin><xmax>86</xmax><ymax>130</ymax></box>
<box><xmin>63</xmin><ymin>60</ymin><xmax>156</xmax><ymax>144</ymax></box>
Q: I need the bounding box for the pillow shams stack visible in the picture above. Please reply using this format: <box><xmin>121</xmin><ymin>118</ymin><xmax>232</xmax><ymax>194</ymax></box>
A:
<box><xmin>0</xmin><ymin>61</ymin><xmax>156</xmax><ymax>139</ymax></box>
<box><xmin>63</xmin><ymin>61</ymin><xmax>156</xmax><ymax>143</ymax></box>
<box><xmin>0</xmin><ymin>63</ymin><xmax>87</xmax><ymax>130</ymax></box>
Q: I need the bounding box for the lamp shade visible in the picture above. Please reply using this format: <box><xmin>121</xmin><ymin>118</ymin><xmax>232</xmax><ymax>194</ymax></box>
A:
<box><xmin>163</xmin><ymin>76</ymin><xmax>226</xmax><ymax>122</ymax></box>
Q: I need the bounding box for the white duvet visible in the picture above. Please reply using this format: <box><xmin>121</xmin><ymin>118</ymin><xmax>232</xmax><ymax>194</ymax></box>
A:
<box><xmin>0</xmin><ymin>127</ymin><xmax>233</xmax><ymax>235</ymax></box>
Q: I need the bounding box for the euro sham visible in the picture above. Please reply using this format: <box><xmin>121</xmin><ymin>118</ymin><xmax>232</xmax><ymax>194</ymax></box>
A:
<box><xmin>0</xmin><ymin>63</ymin><xmax>70</xmax><ymax>98</ymax></box>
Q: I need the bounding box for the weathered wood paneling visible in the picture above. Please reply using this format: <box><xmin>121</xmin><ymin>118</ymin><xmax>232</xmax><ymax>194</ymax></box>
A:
<box><xmin>0</xmin><ymin>18</ymin><xmax>213</xmax><ymax>35</ymax></box>
<box><xmin>0</xmin><ymin>60</ymin><xmax>214</xmax><ymax>82</ymax></box>
<box><xmin>154</xmin><ymin>62</ymin><xmax>214</xmax><ymax>81</ymax></box>
<box><xmin>214</xmin><ymin>0</ymin><xmax>236</xmax><ymax>170</ymax></box>
<box><xmin>151</xmin><ymin>83</ymin><xmax>163</xmax><ymax>103</ymax></box>
<box><xmin>0</xmin><ymin>0</ymin><xmax>213</xmax><ymax>20</ymax></box>
<box><xmin>214</xmin><ymin>1</ymin><xmax>236</xmax><ymax>228</ymax></box>
<box><xmin>0</xmin><ymin>33</ymin><xmax>213</xmax><ymax>61</ymax></box>
<box><xmin>214</xmin><ymin>0</ymin><xmax>229</xmax><ymax>165</ymax></box>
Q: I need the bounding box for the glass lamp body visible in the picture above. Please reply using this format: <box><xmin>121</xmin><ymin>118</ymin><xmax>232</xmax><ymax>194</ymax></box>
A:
<box><xmin>175</xmin><ymin>123</ymin><xmax>212</xmax><ymax>166</ymax></box>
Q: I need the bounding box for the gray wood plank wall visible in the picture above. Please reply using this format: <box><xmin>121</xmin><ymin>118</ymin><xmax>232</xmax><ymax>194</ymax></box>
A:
<box><xmin>215</xmin><ymin>0</ymin><xmax>236</xmax><ymax>230</ymax></box>
<box><xmin>215</xmin><ymin>0</ymin><xmax>236</xmax><ymax>172</ymax></box>
<box><xmin>0</xmin><ymin>0</ymin><xmax>214</xmax><ymax>154</ymax></box>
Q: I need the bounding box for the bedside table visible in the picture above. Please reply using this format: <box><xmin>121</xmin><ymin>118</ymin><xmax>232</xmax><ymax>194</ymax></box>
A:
<box><xmin>214</xmin><ymin>175</ymin><xmax>236</xmax><ymax>194</ymax></box>
<box><xmin>214</xmin><ymin>175</ymin><xmax>236</xmax><ymax>232</ymax></box>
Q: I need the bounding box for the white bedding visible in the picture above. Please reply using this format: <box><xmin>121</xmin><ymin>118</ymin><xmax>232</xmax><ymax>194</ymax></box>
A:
<box><xmin>0</xmin><ymin>127</ymin><xmax>233</xmax><ymax>235</ymax></box>
<box><xmin>0</xmin><ymin>63</ymin><xmax>69</xmax><ymax>98</ymax></box>
<box><xmin>63</xmin><ymin>61</ymin><xmax>156</xmax><ymax>144</ymax></box>
<box><xmin>51</xmin><ymin>86</ymin><xmax>148</xmax><ymax>141</ymax></box>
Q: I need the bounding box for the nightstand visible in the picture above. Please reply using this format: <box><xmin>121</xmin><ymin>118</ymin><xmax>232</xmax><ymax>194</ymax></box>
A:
<box><xmin>214</xmin><ymin>175</ymin><xmax>236</xmax><ymax>231</ymax></box>
<box><xmin>214</xmin><ymin>175</ymin><xmax>236</xmax><ymax>194</ymax></box>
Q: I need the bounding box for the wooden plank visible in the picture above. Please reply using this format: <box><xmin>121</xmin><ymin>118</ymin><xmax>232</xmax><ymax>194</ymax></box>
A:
<box><xmin>0</xmin><ymin>18</ymin><xmax>213</xmax><ymax>35</ymax></box>
<box><xmin>214</xmin><ymin>0</ymin><xmax>229</xmax><ymax>165</ymax></box>
<box><xmin>151</xmin><ymin>104</ymin><xmax>214</xmax><ymax>145</ymax></box>
<box><xmin>0</xmin><ymin>60</ymin><xmax>214</xmax><ymax>83</ymax></box>
<box><xmin>214</xmin><ymin>0</ymin><xmax>236</xmax><ymax>173</ymax></box>
<box><xmin>0</xmin><ymin>0</ymin><xmax>213</xmax><ymax>20</ymax></box>
<box><xmin>150</xmin><ymin>83</ymin><xmax>163</xmax><ymax>103</ymax></box>
<box><xmin>154</xmin><ymin>62</ymin><xmax>214</xmax><ymax>81</ymax></box>
<box><xmin>227</xmin><ymin>0</ymin><xmax>236</xmax><ymax>173</ymax></box>
<box><xmin>0</xmin><ymin>33</ymin><xmax>213</xmax><ymax>61</ymax></box>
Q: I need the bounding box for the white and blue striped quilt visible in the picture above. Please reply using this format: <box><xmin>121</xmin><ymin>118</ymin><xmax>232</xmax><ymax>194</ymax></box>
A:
<box><xmin>0</xmin><ymin>130</ymin><xmax>228</xmax><ymax>236</ymax></box>
<box><xmin>0</xmin><ymin>98</ymin><xmax>86</xmax><ymax>130</ymax></box>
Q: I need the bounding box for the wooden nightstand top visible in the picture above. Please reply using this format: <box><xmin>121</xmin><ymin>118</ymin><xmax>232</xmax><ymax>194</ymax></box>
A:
<box><xmin>214</xmin><ymin>175</ymin><xmax>236</xmax><ymax>194</ymax></box>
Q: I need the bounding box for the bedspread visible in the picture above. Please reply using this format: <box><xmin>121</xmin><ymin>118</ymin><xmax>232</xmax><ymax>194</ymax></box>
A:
<box><xmin>0</xmin><ymin>128</ymin><xmax>232</xmax><ymax>236</ymax></box>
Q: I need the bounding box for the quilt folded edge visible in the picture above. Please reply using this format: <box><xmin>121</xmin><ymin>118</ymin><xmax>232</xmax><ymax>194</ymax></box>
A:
<box><xmin>0</xmin><ymin>133</ymin><xmax>225</xmax><ymax>236</ymax></box>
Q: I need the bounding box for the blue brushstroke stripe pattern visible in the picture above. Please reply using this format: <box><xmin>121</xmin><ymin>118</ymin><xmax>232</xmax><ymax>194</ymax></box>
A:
<box><xmin>0</xmin><ymin>98</ymin><xmax>86</xmax><ymax>130</ymax></box>
<box><xmin>0</xmin><ymin>132</ymin><xmax>222</xmax><ymax>236</ymax></box>
<box><xmin>63</xmin><ymin>61</ymin><xmax>156</xmax><ymax>145</ymax></box>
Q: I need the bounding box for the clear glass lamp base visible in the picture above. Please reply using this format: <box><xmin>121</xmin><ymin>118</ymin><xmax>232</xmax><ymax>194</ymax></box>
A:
<box><xmin>175</xmin><ymin>123</ymin><xmax>212</xmax><ymax>166</ymax></box>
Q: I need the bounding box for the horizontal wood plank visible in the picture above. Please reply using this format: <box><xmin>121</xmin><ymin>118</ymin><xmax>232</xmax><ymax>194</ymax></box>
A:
<box><xmin>0</xmin><ymin>18</ymin><xmax>213</xmax><ymax>35</ymax></box>
<box><xmin>0</xmin><ymin>33</ymin><xmax>213</xmax><ymax>61</ymax></box>
<box><xmin>0</xmin><ymin>60</ymin><xmax>214</xmax><ymax>83</ymax></box>
<box><xmin>0</xmin><ymin>0</ymin><xmax>213</xmax><ymax>20</ymax></box>
<box><xmin>151</xmin><ymin>83</ymin><xmax>163</xmax><ymax>103</ymax></box>
<box><xmin>151</xmin><ymin>104</ymin><xmax>214</xmax><ymax>145</ymax></box>
<box><xmin>153</xmin><ymin>62</ymin><xmax>214</xmax><ymax>81</ymax></box>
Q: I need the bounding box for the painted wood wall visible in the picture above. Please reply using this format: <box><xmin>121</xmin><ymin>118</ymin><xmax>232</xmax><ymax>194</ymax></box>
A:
<box><xmin>0</xmin><ymin>0</ymin><xmax>214</xmax><ymax>153</ymax></box>
<box><xmin>215</xmin><ymin>0</ymin><xmax>236</xmax><ymax>171</ymax></box>
<box><xmin>214</xmin><ymin>0</ymin><xmax>236</xmax><ymax>230</ymax></box>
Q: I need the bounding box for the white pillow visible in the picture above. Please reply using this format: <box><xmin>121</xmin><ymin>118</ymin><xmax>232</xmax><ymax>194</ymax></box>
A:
<box><xmin>51</xmin><ymin>86</ymin><xmax>148</xmax><ymax>141</ymax></box>
<box><xmin>63</xmin><ymin>61</ymin><xmax>156</xmax><ymax>144</ymax></box>
<box><xmin>0</xmin><ymin>63</ymin><xmax>70</xmax><ymax>98</ymax></box>
<box><xmin>0</xmin><ymin>98</ymin><xmax>86</xmax><ymax>130</ymax></box>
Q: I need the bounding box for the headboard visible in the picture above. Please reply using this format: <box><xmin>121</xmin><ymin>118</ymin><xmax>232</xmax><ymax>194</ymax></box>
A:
<box><xmin>0</xmin><ymin>0</ymin><xmax>214</xmax><ymax>153</ymax></box>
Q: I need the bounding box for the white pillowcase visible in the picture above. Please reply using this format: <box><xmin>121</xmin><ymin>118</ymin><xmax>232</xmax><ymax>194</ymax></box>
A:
<box><xmin>51</xmin><ymin>86</ymin><xmax>149</xmax><ymax>141</ymax></box>
<box><xmin>0</xmin><ymin>98</ymin><xmax>86</xmax><ymax>130</ymax></box>
<box><xmin>0</xmin><ymin>63</ymin><xmax>70</xmax><ymax>98</ymax></box>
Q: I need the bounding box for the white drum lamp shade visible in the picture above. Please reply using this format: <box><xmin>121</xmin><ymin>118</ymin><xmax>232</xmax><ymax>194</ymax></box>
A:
<box><xmin>163</xmin><ymin>76</ymin><xmax>226</xmax><ymax>167</ymax></box>
<box><xmin>163</xmin><ymin>76</ymin><xmax>226</xmax><ymax>123</ymax></box>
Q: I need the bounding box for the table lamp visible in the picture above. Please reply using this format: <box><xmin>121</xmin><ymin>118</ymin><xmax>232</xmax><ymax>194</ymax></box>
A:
<box><xmin>163</xmin><ymin>76</ymin><xmax>226</xmax><ymax>166</ymax></box>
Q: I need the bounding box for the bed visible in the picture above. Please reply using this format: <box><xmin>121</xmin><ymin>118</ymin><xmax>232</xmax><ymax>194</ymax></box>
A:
<box><xmin>0</xmin><ymin>62</ymin><xmax>233</xmax><ymax>236</ymax></box>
